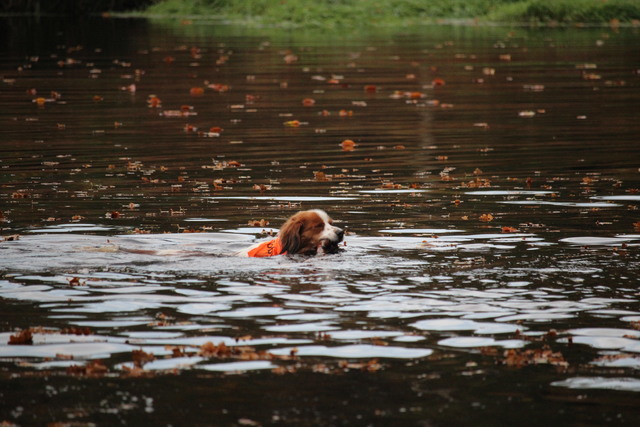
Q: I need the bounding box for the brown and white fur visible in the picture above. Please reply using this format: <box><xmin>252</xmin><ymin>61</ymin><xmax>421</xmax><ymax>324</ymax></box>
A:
<box><xmin>238</xmin><ymin>209</ymin><xmax>344</xmax><ymax>257</ymax></box>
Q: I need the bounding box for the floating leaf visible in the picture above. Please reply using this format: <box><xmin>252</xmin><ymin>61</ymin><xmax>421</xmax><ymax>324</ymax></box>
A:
<box><xmin>67</xmin><ymin>360</ymin><xmax>109</xmax><ymax>377</ymax></box>
<box><xmin>190</xmin><ymin>87</ymin><xmax>204</xmax><ymax>96</ymax></box>
<box><xmin>208</xmin><ymin>83</ymin><xmax>230</xmax><ymax>93</ymax></box>
<box><xmin>283</xmin><ymin>120</ymin><xmax>301</xmax><ymax>127</ymax></box>
<box><xmin>147</xmin><ymin>95</ymin><xmax>162</xmax><ymax>108</ymax></box>
<box><xmin>67</xmin><ymin>277</ymin><xmax>86</xmax><ymax>286</ymax></box>
<box><xmin>501</xmin><ymin>226</ymin><xmax>519</xmax><ymax>233</ymax></box>
<box><xmin>132</xmin><ymin>349</ymin><xmax>155</xmax><ymax>368</ymax></box>
<box><xmin>314</xmin><ymin>171</ymin><xmax>331</xmax><ymax>181</ymax></box>
<box><xmin>8</xmin><ymin>329</ymin><xmax>33</xmax><ymax>345</ymax></box>
<box><xmin>340</xmin><ymin>139</ymin><xmax>357</xmax><ymax>152</ymax></box>
<box><xmin>479</xmin><ymin>213</ymin><xmax>494</xmax><ymax>222</ymax></box>
<box><xmin>500</xmin><ymin>346</ymin><xmax>567</xmax><ymax>369</ymax></box>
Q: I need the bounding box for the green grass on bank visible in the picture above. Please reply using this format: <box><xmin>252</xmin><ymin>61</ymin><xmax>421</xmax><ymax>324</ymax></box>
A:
<box><xmin>488</xmin><ymin>0</ymin><xmax>640</xmax><ymax>23</ymax></box>
<box><xmin>144</xmin><ymin>0</ymin><xmax>640</xmax><ymax>27</ymax></box>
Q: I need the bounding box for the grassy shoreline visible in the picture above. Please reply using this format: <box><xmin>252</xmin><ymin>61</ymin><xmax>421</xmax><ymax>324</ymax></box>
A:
<box><xmin>140</xmin><ymin>0</ymin><xmax>640</xmax><ymax>27</ymax></box>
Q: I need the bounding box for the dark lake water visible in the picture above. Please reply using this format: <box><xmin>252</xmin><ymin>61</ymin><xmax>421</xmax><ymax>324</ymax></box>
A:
<box><xmin>1</xmin><ymin>16</ymin><xmax>640</xmax><ymax>425</ymax></box>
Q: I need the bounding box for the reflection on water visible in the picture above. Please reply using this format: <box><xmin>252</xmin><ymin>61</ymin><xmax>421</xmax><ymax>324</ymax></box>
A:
<box><xmin>1</xmin><ymin>16</ymin><xmax>640</xmax><ymax>425</ymax></box>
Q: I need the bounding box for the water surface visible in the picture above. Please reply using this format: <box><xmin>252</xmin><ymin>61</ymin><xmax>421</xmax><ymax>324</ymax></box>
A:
<box><xmin>1</xmin><ymin>17</ymin><xmax>640</xmax><ymax>426</ymax></box>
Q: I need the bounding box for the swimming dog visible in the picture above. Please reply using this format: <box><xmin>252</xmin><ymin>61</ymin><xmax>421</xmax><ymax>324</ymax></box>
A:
<box><xmin>239</xmin><ymin>209</ymin><xmax>343</xmax><ymax>257</ymax></box>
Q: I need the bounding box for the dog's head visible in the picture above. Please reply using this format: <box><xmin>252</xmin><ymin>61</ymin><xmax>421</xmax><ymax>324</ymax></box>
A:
<box><xmin>278</xmin><ymin>209</ymin><xmax>344</xmax><ymax>255</ymax></box>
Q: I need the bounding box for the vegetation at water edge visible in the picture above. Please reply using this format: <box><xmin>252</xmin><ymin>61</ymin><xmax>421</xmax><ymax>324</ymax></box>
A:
<box><xmin>144</xmin><ymin>0</ymin><xmax>640</xmax><ymax>26</ymax></box>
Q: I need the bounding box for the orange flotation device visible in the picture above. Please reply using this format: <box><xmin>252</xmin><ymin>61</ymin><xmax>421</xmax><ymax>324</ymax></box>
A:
<box><xmin>247</xmin><ymin>238</ymin><xmax>286</xmax><ymax>257</ymax></box>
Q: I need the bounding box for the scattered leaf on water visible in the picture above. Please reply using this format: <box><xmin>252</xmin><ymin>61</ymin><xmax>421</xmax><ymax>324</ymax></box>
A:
<box><xmin>519</xmin><ymin>111</ymin><xmax>536</xmax><ymax>118</ymax></box>
<box><xmin>207</xmin><ymin>83</ymin><xmax>230</xmax><ymax>93</ymax></box>
<box><xmin>67</xmin><ymin>360</ymin><xmax>109</xmax><ymax>378</ymax></box>
<box><xmin>500</xmin><ymin>346</ymin><xmax>568</xmax><ymax>369</ymax></box>
<box><xmin>8</xmin><ymin>329</ymin><xmax>33</xmax><ymax>345</ymax></box>
<box><xmin>248</xmin><ymin>219</ymin><xmax>270</xmax><ymax>227</ymax></box>
<box><xmin>67</xmin><ymin>277</ymin><xmax>86</xmax><ymax>287</ymax></box>
<box><xmin>121</xmin><ymin>83</ymin><xmax>136</xmax><ymax>93</ymax></box>
<box><xmin>340</xmin><ymin>139</ymin><xmax>357</xmax><ymax>152</ymax></box>
<box><xmin>463</xmin><ymin>177</ymin><xmax>491</xmax><ymax>188</ymax></box>
<box><xmin>147</xmin><ymin>95</ymin><xmax>162</xmax><ymax>108</ymax></box>
<box><xmin>479</xmin><ymin>213</ymin><xmax>494</xmax><ymax>222</ymax></box>
<box><xmin>253</xmin><ymin>184</ymin><xmax>272</xmax><ymax>193</ymax></box>
<box><xmin>132</xmin><ymin>349</ymin><xmax>155</xmax><ymax>368</ymax></box>
<box><xmin>190</xmin><ymin>87</ymin><xmax>204</xmax><ymax>96</ymax></box>
<box><xmin>314</xmin><ymin>171</ymin><xmax>331</xmax><ymax>182</ymax></box>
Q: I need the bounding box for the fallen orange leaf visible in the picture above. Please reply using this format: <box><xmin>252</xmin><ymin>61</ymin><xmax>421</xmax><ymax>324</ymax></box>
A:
<box><xmin>190</xmin><ymin>87</ymin><xmax>204</xmax><ymax>96</ymax></box>
<box><xmin>340</xmin><ymin>139</ymin><xmax>357</xmax><ymax>151</ymax></box>
<box><xmin>147</xmin><ymin>95</ymin><xmax>162</xmax><ymax>108</ymax></box>
<box><xmin>479</xmin><ymin>213</ymin><xmax>494</xmax><ymax>222</ymax></box>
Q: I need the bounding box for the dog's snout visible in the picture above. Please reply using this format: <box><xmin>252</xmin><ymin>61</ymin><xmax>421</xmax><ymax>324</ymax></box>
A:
<box><xmin>335</xmin><ymin>227</ymin><xmax>344</xmax><ymax>241</ymax></box>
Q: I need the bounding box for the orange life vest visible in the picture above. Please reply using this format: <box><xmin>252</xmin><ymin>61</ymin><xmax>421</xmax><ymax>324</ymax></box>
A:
<box><xmin>246</xmin><ymin>238</ymin><xmax>286</xmax><ymax>257</ymax></box>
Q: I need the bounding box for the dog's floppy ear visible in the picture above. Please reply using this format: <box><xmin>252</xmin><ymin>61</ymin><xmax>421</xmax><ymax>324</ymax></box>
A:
<box><xmin>279</xmin><ymin>218</ymin><xmax>303</xmax><ymax>254</ymax></box>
